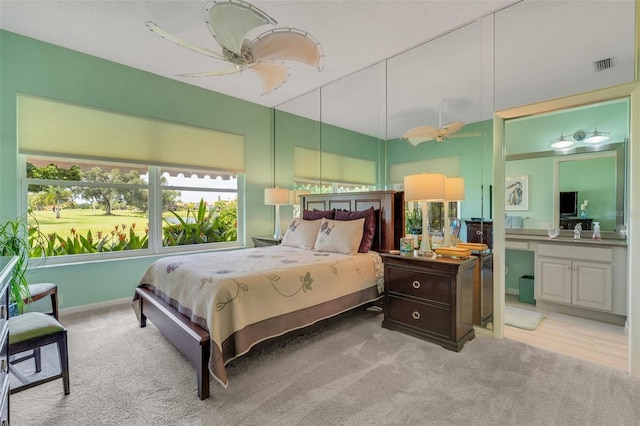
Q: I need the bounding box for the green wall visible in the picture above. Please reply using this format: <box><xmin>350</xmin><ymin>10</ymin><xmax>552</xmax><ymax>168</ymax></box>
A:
<box><xmin>560</xmin><ymin>156</ymin><xmax>616</xmax><ymax>231</ymax></box>
<box><xmin>505</xmin><ymin>157</ymin><xmax>554</xmax><ymax>229</ymax></box>
<box><xmin>0</xmin><ymin>30</ymin><xmax>274</xmax><ymax>309</ymax></box>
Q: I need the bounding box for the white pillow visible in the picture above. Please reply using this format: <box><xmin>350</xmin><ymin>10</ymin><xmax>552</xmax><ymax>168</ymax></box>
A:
<box><xmin>313</xmin><ymin>218</ymin><xmax>365</xmax><ymax>255</ymax></box>
<box><xmin>280</xmin><ymin>218</ymin><xmax>322</xmax><ymax>249</ymax></box>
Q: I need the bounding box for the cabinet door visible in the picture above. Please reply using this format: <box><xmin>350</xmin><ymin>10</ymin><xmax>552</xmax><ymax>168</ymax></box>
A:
<box><xmin>536</xmin><ymin>256</ymin><xmax>572</xmax><ymax>304</ymax></box>
<box><xmin>571</xmin><ymin>261</ymin><xmax>612</xmax><ymax>311</ymax></box>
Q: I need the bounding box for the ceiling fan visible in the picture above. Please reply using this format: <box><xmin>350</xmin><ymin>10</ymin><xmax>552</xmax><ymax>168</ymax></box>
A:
<box><xmin>146</xmin><ymin>0</ymin><xmax>325</xmax><ymax>95</ymax></box>
<box><xmin>400</xmin><ymin>100</ymin><xmax>480</xmax><ymax>146</ymax></box>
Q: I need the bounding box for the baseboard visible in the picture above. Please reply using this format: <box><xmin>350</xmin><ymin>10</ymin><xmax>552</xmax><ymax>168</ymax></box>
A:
<box><xmin>59</xmin><ymin>297</ymin><xmax>131</xmax><ymax>317</ymax></box>
<box><xmin>536</xmin><ymin>300</ymin><xmax>626</xmax><ymax>326</ymax></box>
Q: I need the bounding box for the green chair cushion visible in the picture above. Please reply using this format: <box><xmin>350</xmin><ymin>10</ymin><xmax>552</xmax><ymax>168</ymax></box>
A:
<box><xmin>9</xmin><ymin>312</ymin><xmax>65</xmax><ymax>344</ymax></box>
<box><xmin>27</xmin><ymin>283</ymin><xmax>56</xmax><ymax>298</ymax></box>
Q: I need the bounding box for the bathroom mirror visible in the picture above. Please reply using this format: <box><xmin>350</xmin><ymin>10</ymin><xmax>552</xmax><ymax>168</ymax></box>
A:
<box><xmin>504</xmin><ymin>98</ymin><xmax>629</xmax><ymax>235</ymax></box>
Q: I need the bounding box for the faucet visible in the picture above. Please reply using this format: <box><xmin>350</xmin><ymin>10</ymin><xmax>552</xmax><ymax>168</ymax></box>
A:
<box><xmin>574</xmin><ymin>223</ymin><xmax>582</xmax><ymax>239</ymax></box>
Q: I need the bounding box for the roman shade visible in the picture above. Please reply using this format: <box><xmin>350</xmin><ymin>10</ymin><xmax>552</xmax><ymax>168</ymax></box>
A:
<box><xmin>293</xmin><ymin>146</ymin><xmax>376</xmax><ymax>185</ymax></box>
<box><xmin>17</xmin><ymin>94</ymin><xmax>245</xmax><ymax>172</ymax></box>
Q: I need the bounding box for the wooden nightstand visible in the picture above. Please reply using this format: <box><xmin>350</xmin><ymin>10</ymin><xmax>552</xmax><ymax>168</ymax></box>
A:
<box><xmin>251</xmin><ymin>236</ymin><xmax>281</xmax><ymax>247</ymax></box>
<box><xmin>473</xmin><ymin>252</ymin><xmax>493</xmax><ymax>327</ymax></box>
<box><xmin>380</xmin><ymin>252</ymin><xmax>476</xmax><ymax>352</ymax></box>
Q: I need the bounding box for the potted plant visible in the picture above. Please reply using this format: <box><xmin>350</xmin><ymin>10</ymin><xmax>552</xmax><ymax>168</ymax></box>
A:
<box><xmin>0</xmin><ymin>214</ymin><xmax>41</xmax><ymax>315</ymax></box>
<box><xmin>405</xmin><ymin>208</ymin><xmax>423</xmax><ymax>236</ymax></box>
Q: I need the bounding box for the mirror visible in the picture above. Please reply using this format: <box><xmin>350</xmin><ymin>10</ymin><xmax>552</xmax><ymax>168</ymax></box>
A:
<box><xmin>385</xmin><ymin>18</ymin><xmax>489</xmax><ymax>241</ymax></box>
<box><xmin>504</xmin><ymin>98</ymin><xmax>629</xmax><ymax>236</ymax></box>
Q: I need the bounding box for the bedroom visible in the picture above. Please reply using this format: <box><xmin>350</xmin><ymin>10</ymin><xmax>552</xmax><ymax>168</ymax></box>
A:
<box><xmin>1</xmin><ymin>0</ymin><xmax>639</xmax><ymax>422</ymax></box>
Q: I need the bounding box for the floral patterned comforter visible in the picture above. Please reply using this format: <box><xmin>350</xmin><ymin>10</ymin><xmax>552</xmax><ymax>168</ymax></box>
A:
<box><xmin>137</xmin><ymin>245</ymin><xmax>384</xmax><ymax>387</ymax></box>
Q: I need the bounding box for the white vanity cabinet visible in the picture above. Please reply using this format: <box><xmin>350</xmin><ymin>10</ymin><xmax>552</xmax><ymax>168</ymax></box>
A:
<box><xmin>536</xmin><ymin>243</ymin><xmax>617</xmax><ymax>312</ymax></box>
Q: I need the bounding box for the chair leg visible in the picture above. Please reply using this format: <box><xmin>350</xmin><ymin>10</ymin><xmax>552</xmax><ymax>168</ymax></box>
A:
<box><xmin>51</xmin><ymin>290</ymin><xmax>59</xmax><ymax>321</ymax></box>
<box><xmin>58</xmin><ymin>331</ymin><xmax>70</xmax><ymax>395</ymax></box>
<box><xmin>34</xmin><ymin>347</ymin><xmax>42</xmax><ymax>373</ymax></box>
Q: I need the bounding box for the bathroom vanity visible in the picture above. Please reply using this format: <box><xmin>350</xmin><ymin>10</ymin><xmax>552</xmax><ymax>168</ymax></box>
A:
<box><xmin>506</xmin><ymin>232</ymin><xmax>627</xmax><ymax>325</ymax></box>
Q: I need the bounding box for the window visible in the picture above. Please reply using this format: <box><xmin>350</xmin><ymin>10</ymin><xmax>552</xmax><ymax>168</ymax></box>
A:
<box><xmin>17</xmin><ymin>94</ymin><xmax>245</xmax><ymax>262</ymax></box>
<box><xmin>160</xmin><ymin>166</ymin><xmax>239</xmax><ymax>247</ymax></box>
<box><xmin>25</xmin><ymin>157</ymin><xmax>241</xmax><ymax>260</ymax></box>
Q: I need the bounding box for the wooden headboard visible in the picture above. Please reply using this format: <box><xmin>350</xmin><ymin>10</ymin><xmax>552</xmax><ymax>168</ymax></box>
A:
<box><xmin>300</xmin><ymin>190</ymin><xmax>404</xmax><ymax>253</ymax></box>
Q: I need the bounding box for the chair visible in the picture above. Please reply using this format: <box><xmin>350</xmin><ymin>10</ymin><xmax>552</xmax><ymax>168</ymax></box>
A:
<box><xmin>23</xmin><ymin>283</ymin><xmax>59</xmax><ymax>320</ymax></box>
<box><xmin>8</xmin><ymin>312</ymin><xmax>70</xmax><ymax>395</ymax></box>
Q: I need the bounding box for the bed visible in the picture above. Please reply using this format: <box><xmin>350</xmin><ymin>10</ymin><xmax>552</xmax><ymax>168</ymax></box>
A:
<box><xmin>132</xmin><ymin>190</ymin><xmax>403</xmax><ymax>399</ymax></box>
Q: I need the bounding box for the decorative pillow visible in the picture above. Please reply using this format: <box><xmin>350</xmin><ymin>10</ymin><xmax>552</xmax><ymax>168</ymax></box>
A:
<box><xmin>280</xmin><ymin>219</ymin><xmax>322</xmax><ymax>250</ymax></box>
<box><xmin>313</xmin><ymin>218</ymin><xmax>365</xmax><ymax>255</ymax></box>
<box><xmin>334</xmin><ymin>207</ymin><xmax>377</xmax><ymax>253</ymax></box>
<box><xmin>303</xmin><ymin>209</ymin><xmax>335</xmax><ymax>220</ymax></box>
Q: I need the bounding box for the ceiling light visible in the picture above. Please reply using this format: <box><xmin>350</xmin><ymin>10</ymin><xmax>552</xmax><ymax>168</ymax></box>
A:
<box><xmin>583</xmin><ymin>128</ymin><xmax>610</xmax><ymax>144</ymax></box>
<box><xmin>550</xmin><ymin>134</ymin><xmax>574</xmax><ymax>149</ymax></box>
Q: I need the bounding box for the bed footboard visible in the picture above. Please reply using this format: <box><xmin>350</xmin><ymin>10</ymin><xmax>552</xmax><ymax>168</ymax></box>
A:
<box><xmin>136</xmin><ymin>287</ymin><xmax>211</xmax><ymax>400</ymax></box>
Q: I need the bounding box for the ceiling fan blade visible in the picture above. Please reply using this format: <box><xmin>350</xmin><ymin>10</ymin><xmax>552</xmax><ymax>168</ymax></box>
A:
<box><xmin>405</xmin><ymin>136</ymin><xmax>434</xmax><ymax>146</ymax></box>
<box><xmin>179</xmin><ymin>66</ymin><xmax>243</xmax><ymax>77</ymax></box>
<box><xmin>250</xmin><ymin>61</ymin><xmax>289</xmax><ymax>95</ymax></box>
<box><xmin>146</xmin><ymin>21</ymin><xmax>225</xmax><ymax>60</ymax></box>
<box><xmin>206</xmin><ymin>0</ymin><xmax>276</xmax><ymax>56</ymax></box>
<box><xmin>250</xmin><ymin>28</ymin><xmax>325</xmax><ymax>70</ymax></box>
<box><xmin>401</xmin><ymin>125</ymin><xmax>440</xmax><ymax>140</ymax></box>
<box><xmin>442</xmin><ymin>121</ymin><xmax>465</xmax><ymax>136</ymax></box>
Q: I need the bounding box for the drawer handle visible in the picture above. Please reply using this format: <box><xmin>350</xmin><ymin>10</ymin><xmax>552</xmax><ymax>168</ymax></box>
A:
<box><xmin>412</xmin><ymin>280</ymin><xmax>421</xmax><ymax>289</ymax></box>
<box><xmin>412</xmin><ymin>311</ymin><xmax>420</xmax><ymax>320</ymax></box>
<box><xmin>0</xmin><ymin>305</ymin><xmax>5</xmax><ymax>320</ymax></box>
<box><xmin>0</xmin><ymin>359</ymin><xmax>6</xmax><ymax>374</ymax></box>
<box><xmin>476</xmin><ymin>230</ymin><xmax>482</xmax><ymax>235</ymax></box>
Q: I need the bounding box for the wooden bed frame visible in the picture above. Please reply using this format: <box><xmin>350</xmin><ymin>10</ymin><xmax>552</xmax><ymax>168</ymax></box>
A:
<box><xmin>135</xmin><ymin>190</ymin><xmax>403</xmax><ymax>400</ymax></box>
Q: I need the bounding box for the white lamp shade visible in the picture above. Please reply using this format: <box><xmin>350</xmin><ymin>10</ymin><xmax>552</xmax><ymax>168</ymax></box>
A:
<box><xmin>445</xmin><ymin>177</ymin><xmax>465</xmax><ymax>201</ymax></box>
<box><xmin>264</xmin><ymin>188</ymin><xmax>290</xmax><ymax>205</ymax></box>
<box><xmin>584</xmin><ymin>129</ymin><xmax>610</xmax><ymax>144</ymax></box>
<box><xmin>404</xmin><ymin>173</ymin><xmax>446</xmax><ymax>201</ymax></box>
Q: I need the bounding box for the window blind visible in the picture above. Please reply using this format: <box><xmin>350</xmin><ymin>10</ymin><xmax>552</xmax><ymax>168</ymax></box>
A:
<box><xmin>293</xmin><ymin>146</ymin><xmax>376</xmax><ymax>185</ymax></box>
<box><xmin>17</xmin><ymin>93</ymin><xmax>245</xmax><ymax>173</ymax></box>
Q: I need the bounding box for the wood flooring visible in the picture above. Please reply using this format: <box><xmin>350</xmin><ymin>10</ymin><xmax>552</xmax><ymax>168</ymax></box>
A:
<box><xmin>502</xmin><ymin>296</ymin><xmax>628</xmax><ymax>372</ymax></box>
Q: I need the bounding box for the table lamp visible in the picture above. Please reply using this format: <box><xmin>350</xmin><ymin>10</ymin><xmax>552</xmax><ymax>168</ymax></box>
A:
<box><xmin>264</xmin><ymin>187</ymin><xmax>290</xmax><ymax>239</ymax></box>
<box><xmin>403</xmin><ymin>173</ymin><xmax>446</xmax><ymax>255</ymax></box>
<box><xmin>443</xmin><ymin>177</ymin><xmax>465</xmax><ymax>247</ymax></box>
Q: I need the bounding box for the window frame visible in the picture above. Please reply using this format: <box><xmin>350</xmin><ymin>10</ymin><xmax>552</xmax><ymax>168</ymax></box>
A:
<box><xmin>20</xmin><ymin>156</ymin><xmax>244</xmax><ymax>266</ymax></box>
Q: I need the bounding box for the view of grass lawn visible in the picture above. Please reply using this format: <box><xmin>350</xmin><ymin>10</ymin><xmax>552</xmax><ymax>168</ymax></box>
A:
<box><xmin>28</xmin><ymin>208</ymin><xmax>185</xmax><ymax>239</ymax></box>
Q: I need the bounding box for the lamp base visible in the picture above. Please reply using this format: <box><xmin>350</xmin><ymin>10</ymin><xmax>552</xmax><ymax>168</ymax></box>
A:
<box><xmin>417</xmin><ymin>231</ymin><xmax>431</xmax><ymax>256</ymax></box>
<box><xmin>273</xmin><ymin>204</ymin><xmax>283</xmax><ymax>240</ymax></box>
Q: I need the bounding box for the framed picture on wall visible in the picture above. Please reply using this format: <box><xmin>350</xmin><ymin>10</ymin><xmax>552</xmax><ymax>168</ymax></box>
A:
<box><xmin>505</xmin><ymin>175</ymin><xmax>529</xmax><ymax>211</ymax></box>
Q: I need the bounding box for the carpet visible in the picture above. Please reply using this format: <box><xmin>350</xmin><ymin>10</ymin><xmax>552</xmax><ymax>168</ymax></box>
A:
<box><xmin>505</xmin><ymin>305</ymin><xmax>546</xmax><ymax>330</ymax></box>
<box><xmin>9</xmin><ymin>303</ymin><xmax>640</xmax><ymax>426</ymax></box>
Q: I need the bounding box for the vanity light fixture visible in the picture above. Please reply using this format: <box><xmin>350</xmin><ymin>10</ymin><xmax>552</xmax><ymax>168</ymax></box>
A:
<box><xmin>550</xmin><ymin>134</ymin><xmax>574</xmax><ymax>149</ymax></box>
<box><xmin>583</xmin><ymin>128</ymin><xmax>610</xmax><ymax>144</ymax></box>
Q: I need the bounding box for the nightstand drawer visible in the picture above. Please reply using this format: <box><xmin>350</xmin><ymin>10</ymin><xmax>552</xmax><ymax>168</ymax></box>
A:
<box><xmin>386</xmin><ymin>266</ymin><xmax>450</xmax><ymax>304</ymax></box>
<box><xmin>387</xmin><ymin>296</ymin><xmax>450</xmax><ymax>338</ymax></box>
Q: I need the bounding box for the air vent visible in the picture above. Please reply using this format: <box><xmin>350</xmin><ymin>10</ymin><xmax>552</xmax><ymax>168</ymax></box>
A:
<box><xmin>593</xmin><ymin>57</ymin><xmax>614</xmax><ymax>72</ymax></box>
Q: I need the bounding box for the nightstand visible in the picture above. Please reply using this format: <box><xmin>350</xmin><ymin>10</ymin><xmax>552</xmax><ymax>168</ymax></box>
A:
<box><xmin>473</xmin><ymin>252</ymin><xmax>493</xmax><ymax>327</ymax></box>
<box><xmin>380</xmin><ymin>252</ymin><xmax>476</xmax><ymax>352</ymax></box>
<box><xmin>251</xmin><ymin>236</ymin><xmax>281</xmax><ymax>247</ymax></box>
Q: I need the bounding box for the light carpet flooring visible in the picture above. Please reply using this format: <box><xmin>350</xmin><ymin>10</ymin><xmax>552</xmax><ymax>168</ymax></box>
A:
<box><xmin>9</xmin><ymin>302</ymin><xmax>640</xmax><ymax>426</ymax></box>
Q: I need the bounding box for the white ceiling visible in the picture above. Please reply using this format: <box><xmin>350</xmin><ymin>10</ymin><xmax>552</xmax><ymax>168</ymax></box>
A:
<box><xmin>0</xmin><ymin>0</ymin><xmax>635</xmax><ymax>144</ymax></box>
<box><xmin>0</xmin><ymin>1</ymin><xmax>515</xmax><ymax>107</ymax></box>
